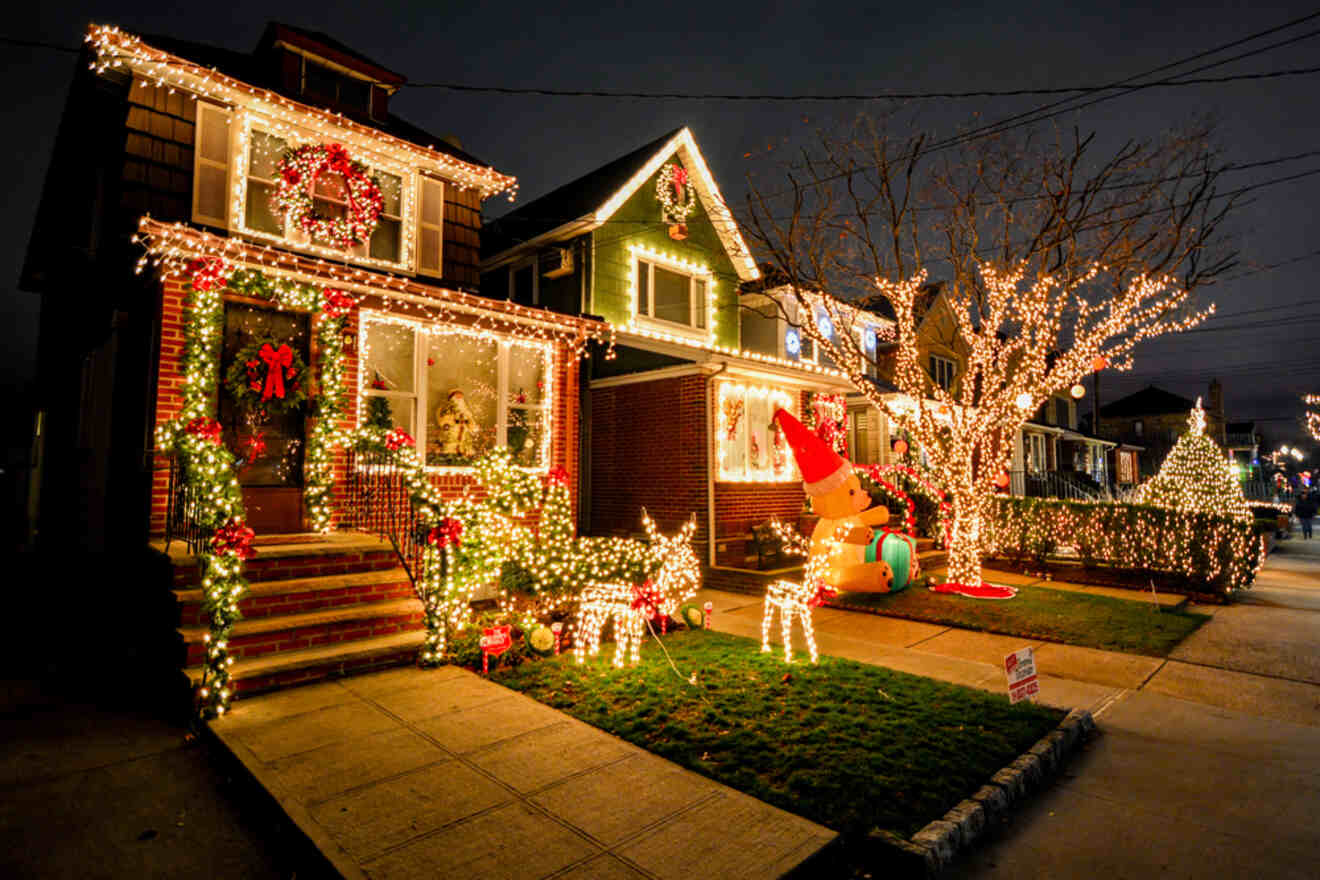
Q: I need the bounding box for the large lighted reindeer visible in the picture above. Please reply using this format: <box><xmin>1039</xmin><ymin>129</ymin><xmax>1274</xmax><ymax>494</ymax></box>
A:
<box><xmin>575</xmin><ymin>511</ymin><xmax>700</xmax><ymax>667</ymax></box>
<box><xmin>761</xmin><ymin>520</ymin><xmax>848</xmax><ymax>664</ymax></box>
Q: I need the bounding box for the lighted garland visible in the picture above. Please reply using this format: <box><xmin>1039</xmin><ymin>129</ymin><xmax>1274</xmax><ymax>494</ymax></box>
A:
<box><xmin>656</xmin><ymin>162</ymin><xmax>696</xmax><ymax>225</ymax></box>
<box><xmin>272</xmin><ymin>143</ymin><xmax>384</xmax><ymax>249</ymax></box>
<box><xmin>857</xmin><ymin>462</ymin><xmax>953</xmax><ymax>546</ymax></box>
<box><xmin>223</xmin><ymin>337</ymin><xmax>308</xmax><ymax>416</ymax></box>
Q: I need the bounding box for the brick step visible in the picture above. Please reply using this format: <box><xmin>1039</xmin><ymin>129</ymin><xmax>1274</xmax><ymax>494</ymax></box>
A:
<box><xmin>185</xmin><ymin>631</ymin><xmax>425</xmax><ymax>698</ymax></box>
<box><xmin>174</xmin><ymin>568</ymin><xmax>415</xmax><ymax>625</ymax></box>
<box><xmin>179</xmin><ymin>598</ymin><xmax>424</xmax><ymax>665</ymax></box>
<box><xmin>161</xmin><ymin>532</ymin><xmax>399</xmax><ymax>587</ymax></box>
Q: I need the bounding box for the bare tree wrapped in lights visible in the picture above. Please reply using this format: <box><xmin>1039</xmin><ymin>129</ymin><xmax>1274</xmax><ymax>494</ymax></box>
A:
<box><xmin>741</xmin><ymin>118</ymin><xmax>1240</xmax><ymax>589</ymax></box>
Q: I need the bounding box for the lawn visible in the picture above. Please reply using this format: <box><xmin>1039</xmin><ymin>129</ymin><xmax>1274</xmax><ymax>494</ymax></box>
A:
<box><xmin>830</xmin><ymin>582</ymin><xmax>1210</xmax><ymax>657</ymax></box>
<box><xmin>493</xmin><ymin>629</ymin><xmax>1062</xmax><ymax>838</ymax></box>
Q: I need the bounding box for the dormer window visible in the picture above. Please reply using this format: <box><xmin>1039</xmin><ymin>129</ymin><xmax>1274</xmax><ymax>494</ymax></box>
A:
<box><xmin>302</xmin><ymin>58</ymin><xmax>373</xmax><ymax>116</ymax></box>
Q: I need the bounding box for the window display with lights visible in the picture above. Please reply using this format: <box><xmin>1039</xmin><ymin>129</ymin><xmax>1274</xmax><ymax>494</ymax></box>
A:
<box><xmin>360</xmin><ymin>314</ymin><xmax>553</xmax><ymax>470</ymax></box>
<box><xmin>717</xmin><ymin>382</ymin><xmax>797</xmax><ymax>482</ymax></box>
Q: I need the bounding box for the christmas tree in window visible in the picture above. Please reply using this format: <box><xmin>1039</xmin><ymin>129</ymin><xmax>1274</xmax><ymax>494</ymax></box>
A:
<box><xmin>1136</xmin><ymin>398</ymin><xmax>1250</xmax><ymax>520</ymax></box>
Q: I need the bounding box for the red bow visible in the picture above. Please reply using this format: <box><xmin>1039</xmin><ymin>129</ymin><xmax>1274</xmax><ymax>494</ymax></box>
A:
<box><xmin>384</xmin><ymin>429</ymin><xmax>414</xmax><ymax>451</ymax></box>
<box><xmin>544</xmin><ymin>467</ymin><xmax>570</xmax><ymax>488</ymax></box>
<box><xmin>259</xmin><ymin>343</ymin><xmax>294</xmax><ymax>401</ymax></box>
<box><xmin>807</xmin><ymin>578</ymin><xmax>836</xmax><ymax>607</ymax></box>
<box><xmin>672</xmin><ymin>166</ymin><xmax>688</xmax><ymax>198</ymax></box>
<box><xmin>184</xmin><ymin>417</ymin><xmax>222</xmax><ymax>445</ymax></box>
<box><xmin>427</xmin><ymin>517</ymin><xmax>464</xmax><ymax>549</ymax></box>
<box><xmin>211</xmin><ymin>518</ymin><xmax>255</xmax><ymax>559</ymax></box>
<box><xmin>321</xmin><ymin>289</ymin><xmax>355</xmax><ymax>319</ymax></box>
<box><xmin>631</xmin><ymin>580</ymin><xmax>661</xmax><ymax>616</ymax></box>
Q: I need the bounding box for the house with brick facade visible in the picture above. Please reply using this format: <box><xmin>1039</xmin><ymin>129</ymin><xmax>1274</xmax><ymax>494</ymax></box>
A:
<box><xmin>482</xmin><ymin>128</ymin><xmax>897</xmax><ymax>569</ymax></box>
<box><xmin>22</xmin><ymin>23</ymin><xmax>609</xmax><ymax>694</ymax></box>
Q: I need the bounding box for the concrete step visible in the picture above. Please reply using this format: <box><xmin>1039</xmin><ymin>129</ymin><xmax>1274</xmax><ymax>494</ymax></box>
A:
<box><xmin>179</xmin><ymin>598</ymin><xmax>424</xmax><ymax>665</ymax></box>
<box><xmin>174</xmin><ymin>568</ymin><xmax>415</xmax><ymax>623</ymax></box>
<box><xmin>185</xmin><ymin>630</ymin><xmax>426</xmax><ymax>697</ymax></box>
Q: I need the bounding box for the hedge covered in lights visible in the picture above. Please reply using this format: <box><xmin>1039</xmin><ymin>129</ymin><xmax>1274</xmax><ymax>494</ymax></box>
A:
<box><xmin>984</xmin><ymin>496</ymin><xmax>1264</xmax><ymax>593</ymax></box>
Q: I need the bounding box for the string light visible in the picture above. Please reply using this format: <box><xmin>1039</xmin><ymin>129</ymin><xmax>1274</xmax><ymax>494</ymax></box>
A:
<box><xmin>784</xmin><ymin>260</ymin><xmax>1212</xmax><ymax>588</ymax></box>
<box><xmin>573</xmin><ymin>514</ymin><xmax>700</xmax><ymax>666</ymax></box>
<box><xmin>759</xmin><ymin>520</ymin><xmax>846</xmax><ymax>664</ymax></box>
<box><xmin>716</xmin><ymin>381</ymin><xmax>797</xmax><ymax>482</ymax></box>
<box><xmin>1306</xmin><ymin>394</ymin><xmax>1320</xmax><ymax>442</ymax></box>
<box><xmin>1134</xmin><ymin>399</ymin><xmax>1252</xmax><ymax>521</ymax></box>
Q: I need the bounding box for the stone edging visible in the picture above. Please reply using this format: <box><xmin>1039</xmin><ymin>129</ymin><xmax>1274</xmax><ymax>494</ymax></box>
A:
<box><xmin>862</xmin><ymin>707</ymin><xmax>1096</xmax><ymax>877</ymax></box>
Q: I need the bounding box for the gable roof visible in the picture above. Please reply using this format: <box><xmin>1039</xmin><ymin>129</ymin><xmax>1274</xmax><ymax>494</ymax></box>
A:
<box><xmin>483</xmin><ymin>127</ymin><xmax>760</xmax><ymax>281</ymax></box>
<box><xmin>1099</xmin><ymin>385</ymin><xmax>1195</xmax><ymax>419</ymax></box>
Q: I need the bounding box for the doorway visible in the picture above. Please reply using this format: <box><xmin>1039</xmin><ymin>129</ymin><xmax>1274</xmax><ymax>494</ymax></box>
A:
<box><xmin>220</xmin><ymin>303</ymin><xmax>310</xmax><ymax>534</ymax></box>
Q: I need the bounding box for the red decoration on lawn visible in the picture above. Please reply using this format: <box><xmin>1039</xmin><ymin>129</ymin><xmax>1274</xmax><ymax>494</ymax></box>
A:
<box><xmin>479</xmin><ymin>624</ymin><xmax>512</xmax><ymax>674</ymax></box>
<box><xmin>211</xmin><ymin>518</ymin><xmax>256</xmax><ymax>559</ymax></box>
<box><xmin>427</xmin><ymin>517</ymin><xmax>464</xmax><ymax>549</ymax></box>
<box><xmin>272</xmin><ymin>143</ymin><xmax>384</xmax><ymax>249</ymax></box>
<box><xmin>187</xmin><ymin>257</ymin><xmax>230</xmax><ymax>292</ymax></box>
<box><xmin>184</xmin><ymin>417</ymin><xmax>222</xmax><ymax>445</ymax></box>
<box><xmin>384</xmin><ymin>428</ymin><xmax>414</xmax><ymax>451</ymax></box>
<box><xmin>807</xmin><ymin>577</ymin><xmax>837</xmax><ymax>607</ymax></box>
<box><xmin>320</xmin><ymin>288</ymin><xmax>356</xmax><ymax>319</ymax></box>
<box><xmin>929</xmin><ymin>581</ymin><xmax>1017</xmax><ymax>600</ymax></box>
<box><xmin>544</xmin><ymin>466</ymin><xmax>570</xmax><ymax>488</ymax></box>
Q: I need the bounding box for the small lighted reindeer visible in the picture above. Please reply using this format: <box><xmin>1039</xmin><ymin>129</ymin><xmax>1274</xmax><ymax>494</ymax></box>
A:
<box><xmin>761</xmin><ymin>519</ymin><xmax>846</xmax><ymax>664</ymax></box>
<box><xmin>575</xmin><ymin>511</ymin><xmax>700</xmax><ymax>667</ymax></box>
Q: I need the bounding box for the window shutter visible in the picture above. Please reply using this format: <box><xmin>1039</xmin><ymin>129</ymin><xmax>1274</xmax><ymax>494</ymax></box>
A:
<box><xmin>192</xmin><ymin>102</ymin><xmax>230</xmax><ymax>227</ymax></box>
<box><xmin>417</xmin><ymin>175</ymin><xmax>444</xmax><ymax>276</ymax></box>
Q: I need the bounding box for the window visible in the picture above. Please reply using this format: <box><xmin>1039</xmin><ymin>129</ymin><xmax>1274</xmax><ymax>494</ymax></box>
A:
<box><xmin>1026</xmin><ymin>433</ymin><xmax>1047</xmax><ymax>473</ymax></box>
<box><xmin>848</xmin><ymin>407</ymin><xmax>881</xmax><ymax>464</ymax></box>
<box><xmin>242</xmin><ymin>126</ymin><xmax>406</xmax><ymax>265</ymax></box>
<box><xmin>510</xmin><ymin>259</ymin><xmax>538</xmax><ymax>306</ymax></box>
<box><xmin>854</xmin><ymin>326</ymin><xmax>881</xmax><ymax>380</ymax></box>
<box><xmin>717</xmin><ymin>383</ymin><xmax>797</xmax><ymax>482</ymax></box>
<box><xmin>360</xmin><ymin>316</ymin><xmax>552</xmax><ymax>469</ymax></box>
<box><xmin>633</xmin><ymin>251</ymin><xmax>710</xmax><ymax>332</ymax></box>
<box><xmin>192</xmin><ymin>102</ymin><xmax>230</xmax><ymax>226</ymax></box>
<box><xmin>930</xmin><ymin>354</ymin><xmax>955</xmax><ymax>391</ymax></box>
<box><xmin>1134</xmin><ymin>419</ymin><xmax>1144</xmax><ymax>438</ymax></box>
<box><xmin>302</xmin><ymin>59</ymin><xmax>373</xmax><ymax>115</ymax></box>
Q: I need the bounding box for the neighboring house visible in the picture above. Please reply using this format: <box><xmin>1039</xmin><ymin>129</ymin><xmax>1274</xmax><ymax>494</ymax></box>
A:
<box><xmin>1012</xmin><ymin>392</ymin><xmax>1115</xmax><ymax>498</ymax></box>
<box><xmin>23</xmin><ymin>23</ymin><xmax>605</xmax><ymax>694</ymax></box>
<box><xmin>1097</xmin><ymin>380</ymin><xmax>1229</xmax><ymax>478</ymax></box>
<box><xmin>1225</xmin><ymin>420</ymin><xmax>1260</xmax><ymax>479</ymax></box>
<box><xmin>482</xmin><ymin>128</ymin><xmax>888</xmax><ymax>567</ymax></box>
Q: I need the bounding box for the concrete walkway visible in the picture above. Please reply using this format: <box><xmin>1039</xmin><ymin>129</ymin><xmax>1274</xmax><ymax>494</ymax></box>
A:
<box><xmin>210</xmin><ymin>666</ymin><xmax>835</xmax><ymax>880</ymax></box>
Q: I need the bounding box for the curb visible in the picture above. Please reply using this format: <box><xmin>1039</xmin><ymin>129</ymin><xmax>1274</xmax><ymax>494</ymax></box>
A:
<box><xmin>861</xmin><ymin>707</ymin><xmax>1096</xmax><ymax>877</ymax></box>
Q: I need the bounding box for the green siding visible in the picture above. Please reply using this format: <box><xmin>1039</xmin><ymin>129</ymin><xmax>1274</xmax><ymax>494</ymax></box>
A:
<box><xmin>590</xmin><ymin>161</ymin><xmax>742</xmax><ymax>349</ymax></box>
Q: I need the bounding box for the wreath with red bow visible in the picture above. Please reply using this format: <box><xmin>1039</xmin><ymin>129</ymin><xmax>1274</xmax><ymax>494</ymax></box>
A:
<box><xmin>272</xmin><ymin>143</ymin><xmax>384</xmax><ymax>250</ymax></box>
<box><xmin>224</xmin><ymin>338</ymin><xmax>308</xmax><ymax>415</ymax></box>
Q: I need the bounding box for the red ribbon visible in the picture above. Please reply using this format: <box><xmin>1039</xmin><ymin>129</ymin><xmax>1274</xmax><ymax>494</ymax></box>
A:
<box><xmin>672</xmin><ymin>166</ymin><xmax>688</xmax><ymax>199</ymax></box>
<box><xmin>258</xmin><ymin>343</ymin><xmax>294</xmax><ymax>401</ymax></box>
<box><xmin>631</xmin><ymin>579</ymin><xmax>661</xmax><ymax>616</ymax></box>
<box><xmin>427</xmin><ymin>517</ymin><xmax>464</xmax><ymax>549</ymax></box>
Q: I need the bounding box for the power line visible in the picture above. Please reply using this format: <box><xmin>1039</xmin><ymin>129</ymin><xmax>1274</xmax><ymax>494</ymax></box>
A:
<box><xmin>406</xmin><ymin>64</ymin><xmax>1320</xmax><ymax>100</ymax></box>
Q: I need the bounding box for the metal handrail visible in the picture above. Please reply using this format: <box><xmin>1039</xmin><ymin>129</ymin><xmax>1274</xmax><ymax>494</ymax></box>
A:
<box><xmin>164</xmin><ymin>456</ymin><xmax>209</xmax><ymax>555</ymax></box>
<box><xmin>343</xmin><ymin>448</ymin><xmax>425</xmax><ymax>586</ymax></box>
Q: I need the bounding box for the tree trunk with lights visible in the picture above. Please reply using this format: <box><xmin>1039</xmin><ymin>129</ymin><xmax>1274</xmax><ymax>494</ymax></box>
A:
<box><xmin>739</xmin><ymin>118</ymin><xmax>1239</xmax><ymax>587</ymax></box>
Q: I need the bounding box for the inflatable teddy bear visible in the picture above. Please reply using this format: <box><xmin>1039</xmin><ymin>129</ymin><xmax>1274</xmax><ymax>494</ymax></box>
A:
<box><xmin>773</xmin><ymin>408</ymin><xmax>896</xmax><ymax>593</ymax></box>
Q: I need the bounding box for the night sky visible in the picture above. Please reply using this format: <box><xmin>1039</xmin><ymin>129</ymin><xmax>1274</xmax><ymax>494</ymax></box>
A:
<box><xmin>4</xmin><ymin>1</ymin><xmax>1318</xmax><ymax>448</ymax></box>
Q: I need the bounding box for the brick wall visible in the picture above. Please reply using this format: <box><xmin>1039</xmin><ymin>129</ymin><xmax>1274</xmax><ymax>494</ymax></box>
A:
<box><xmin>712</xmin><ymin>484</ymin><xmax>805</xmax><ymax>538</ymax></box>
<box><xmin>589</xmin><ymin>374</ymin><xmax>709</xmax><ymax>544</ymax></box>
<box><xmin>148</xmin><ymin>277</ymin><xmax>582</xmax><ymax>537</ymax></box>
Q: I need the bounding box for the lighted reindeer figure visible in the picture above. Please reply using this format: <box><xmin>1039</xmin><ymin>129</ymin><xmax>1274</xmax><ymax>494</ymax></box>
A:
<box><xmin>574</xmin><ymin>512</ymin><xmax>700</xmax><ymax>667</ymax></box>
<box><xmin>761</xmin><ymin>520</ymin><xmax>847</xmax><ymax>664</ymax></box>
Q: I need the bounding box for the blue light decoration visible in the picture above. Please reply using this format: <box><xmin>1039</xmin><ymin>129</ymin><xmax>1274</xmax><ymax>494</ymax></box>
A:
<box><xmin>863</xmin><ymin>326</ymin><xmax>877</xmax><ymax>353</ymax></box>
<box><xmin>816</xmin><ymin>306</ymin><xmax>834</xmax><ymax>339</ymax></box>
<box><xmin>785</xmin><ymin>327</ymin><xmax>801</xmax><ymax>357</ymax></box>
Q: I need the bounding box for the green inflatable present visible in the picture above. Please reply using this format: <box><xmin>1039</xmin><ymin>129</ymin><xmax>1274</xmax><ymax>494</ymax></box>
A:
<box><xmin>864</xmin><ymin>529</ymin><xmax>916</xmax><ymax>591</ymax></box>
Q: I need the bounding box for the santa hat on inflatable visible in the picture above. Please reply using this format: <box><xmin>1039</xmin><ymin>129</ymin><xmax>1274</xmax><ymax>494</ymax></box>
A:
<box><xmin>773</xmin><ymin>408</ymin><xmax>851</xmax><ymax>497</ymax></box>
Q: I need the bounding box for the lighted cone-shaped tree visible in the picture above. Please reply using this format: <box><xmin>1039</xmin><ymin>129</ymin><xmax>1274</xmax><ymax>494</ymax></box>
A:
<box><xmin>1136</xmin><ymin>399</ymin><xmax>1251</xmax><ymax>520</ymax></box>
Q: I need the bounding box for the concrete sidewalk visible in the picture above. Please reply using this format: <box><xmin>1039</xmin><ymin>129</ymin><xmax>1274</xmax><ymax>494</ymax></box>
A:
<box><xmin>210</xmin><ymin>666</ymin><xmax>836</xmax><ymax>880</ymax></box>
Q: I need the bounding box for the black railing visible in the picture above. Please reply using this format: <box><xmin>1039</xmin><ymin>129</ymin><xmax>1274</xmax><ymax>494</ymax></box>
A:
<box><xmin>1009</xmin><ymin>470</ymin><xmax>1104</xmax><ymax>502</ymax></box>
<box><xmin>165</xmin><ymin>456</ymin><xmax>209</xmax><ymax>555</ymax></box>
<box><xmin>344</xmin><ymin>448</ymin><xmax>425</xmax><ymax>587</ymax></box>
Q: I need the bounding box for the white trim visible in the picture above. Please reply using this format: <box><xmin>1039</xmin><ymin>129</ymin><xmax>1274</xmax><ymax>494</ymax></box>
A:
<box><xmin>588</xmin><ymin>364</ymin><xmax>710</xmax><ymax>390</ymax></box>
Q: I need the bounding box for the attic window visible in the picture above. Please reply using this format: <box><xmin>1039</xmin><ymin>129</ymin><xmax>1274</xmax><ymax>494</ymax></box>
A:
<box><xmin>302</xmin><ymin>59</ymin><xmax>372</xmax><ymax>113</ymax></box>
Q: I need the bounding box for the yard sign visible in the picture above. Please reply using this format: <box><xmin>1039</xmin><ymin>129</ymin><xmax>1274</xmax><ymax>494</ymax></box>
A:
<box><xmin>480</xmin><ymin>625</ymin><xmax>513</xmax><ymax>674</ymax></box>
<box><xmin>1004</xmin><ymin>646</ymin><xmax>1040</xmax><ymax>704</ymax></box>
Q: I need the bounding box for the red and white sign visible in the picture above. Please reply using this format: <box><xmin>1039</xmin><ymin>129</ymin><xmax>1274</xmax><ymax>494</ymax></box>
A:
<box><xmin>480</xmin><ymin>625</ymin><xmax>512</xmax><ymax>674</ymax></box>
<box><xmin>1004</xmin><ymin>646</ymin><xmax>1039</xmax><ymax>704</ymax></box>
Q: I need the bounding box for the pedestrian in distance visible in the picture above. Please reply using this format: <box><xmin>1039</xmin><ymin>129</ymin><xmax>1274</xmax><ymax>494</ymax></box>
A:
<box><xmin>1294</xmin><ymin>491</ymin><xmax>1316</xmax><ymax>539</ymax></box>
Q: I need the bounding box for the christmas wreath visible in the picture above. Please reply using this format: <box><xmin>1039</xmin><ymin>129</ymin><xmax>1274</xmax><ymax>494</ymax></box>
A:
<box><xmin>272</xmin><ymin>143</ymin><xmax>384</xmax><ymax>249</ymax></box>
<box><xmin>224</xmin><ymin>338</ymin><xmax>308</xmax><ymax>416</ymax></box>
<box><xmin>656</xmin><ymin>163</ymin><xmax>696</xmax><ymax>224</ymax></box>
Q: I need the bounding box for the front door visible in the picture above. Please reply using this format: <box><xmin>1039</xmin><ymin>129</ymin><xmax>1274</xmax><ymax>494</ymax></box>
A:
<box><xmin>220</xmin><ymin>302</ymin><xmax>310</xmax><ymax>534</ymax></box>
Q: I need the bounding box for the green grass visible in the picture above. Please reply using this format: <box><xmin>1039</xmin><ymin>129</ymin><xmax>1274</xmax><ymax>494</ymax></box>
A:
<box><xmin>832</xmin><ymin>582</ymin><xmax>1210</xmax><ymax>657</ymax></box>
<box><xmin>493</xmin><ymin>630</ymin><xmax>1062</xmax><ymax>837</ymax></box>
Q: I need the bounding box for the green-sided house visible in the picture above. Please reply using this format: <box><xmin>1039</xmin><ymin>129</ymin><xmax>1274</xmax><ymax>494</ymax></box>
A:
<box><xmin>482</xmin><ymin>128</ymin><xmax>897</xmax><ymax>570</ymax></box>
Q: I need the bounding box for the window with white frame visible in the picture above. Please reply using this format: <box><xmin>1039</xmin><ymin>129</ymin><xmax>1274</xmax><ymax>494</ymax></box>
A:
<box><xmin>930</xmin><ymin>354</ymin><xmax>955</xmax><ymax>391</ymax></box>
<box><xmin>360</xmin><ymin>315</ymin><xmax>552</xmax><ymax>469</ymax></box>
<box><xmin>633</xmin><ymin>251</ymin><xmax>709</xmax><ymax>332</ymax></box>
<box><xmin>716</xmin><ymin>382</ymin><xmax>797</xmax><ymax>482</ymax></box>
<box><xmin>239</xmin><ymin>126</ymin><xmax>407</xmax><ymax>266</ymax></box>
<box><xmin>1026</xmin><ymin>432</ymin><xmax>1047</xmax><ymax>473</ymax></box>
